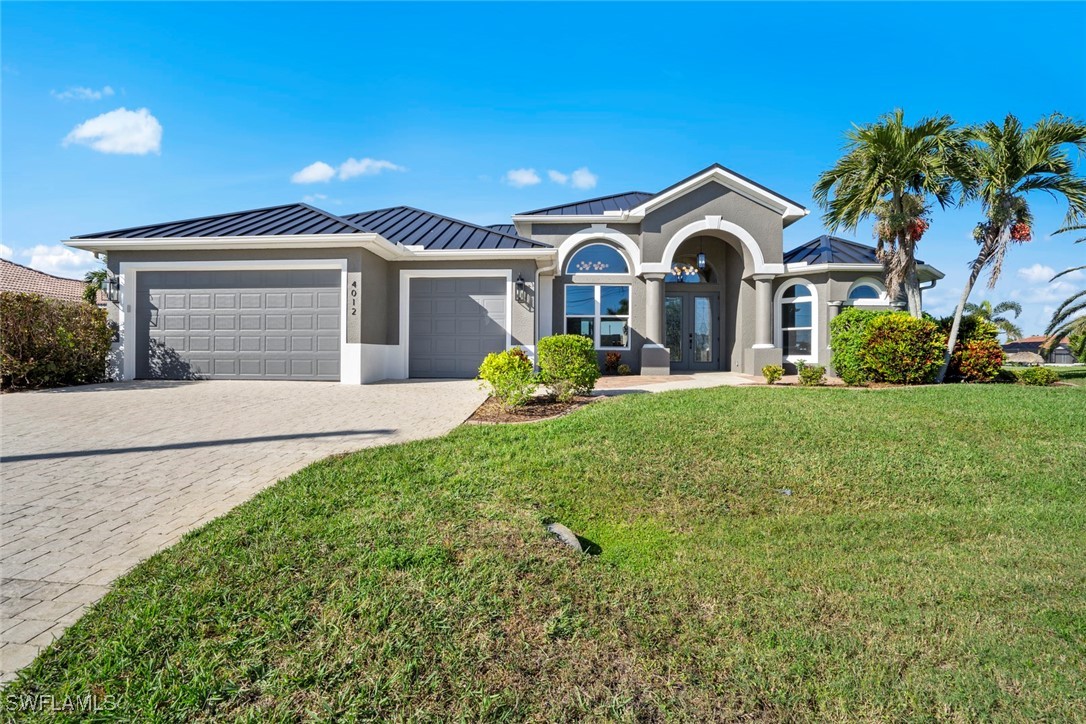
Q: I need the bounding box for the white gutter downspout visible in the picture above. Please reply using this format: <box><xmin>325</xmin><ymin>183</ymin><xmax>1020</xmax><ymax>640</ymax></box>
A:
<box><xmin>534</xmin><ymin>256</ymin><xmax>558</xmax><ymax>362</ymax></box>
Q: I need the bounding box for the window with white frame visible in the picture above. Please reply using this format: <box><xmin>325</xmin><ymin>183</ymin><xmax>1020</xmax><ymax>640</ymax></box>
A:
<box><xmin>565</xmin><ymin>244</ymin><xmax>629</xmax><ymax>275</ymax></box>
<box><xmin>565</xmin><ymin>284</ymin><xmax>630</xmax><ymax>349</ymax></box>
<box><xmin>780</xmin><ymin>284</ymin><xmax>813</xmax><ymax>359</ymax></box>
<box><xmin>847</xmin><ymin>279</ymin><xmax>886</xmax><ymax>302</ymax></box>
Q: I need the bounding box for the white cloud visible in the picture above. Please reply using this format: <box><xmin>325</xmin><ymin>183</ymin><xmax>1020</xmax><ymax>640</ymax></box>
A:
<box><xmin>22</xmin><ymin>244</ymin><xmax>98</xmax><ymax>278</ymax></box>
<box><xmin>0</xmin><ymin>243</ymin><xmax>13</xmax><ymax>258</ymax></box>
<box><xmin>63</xmin><ymin>107</ymin><xmax>162</xmax><ymax>155</ymax></box>
<box><xmin>1017</xmin><ymin>263</ymin><xmax>1057</xmax><ymax>284</ymax></box>
<box><xmin>547</xmin><ymin>170</ymin><xmax>568</xmax><ymax>184</ymax></box>
<box><xmin>292</xmin><ymin>157</ymin><xmax>404</xmax><ymax>184</ymax></box>
<box><xmin>504</xmin><ymin>168</ymin><xmax>541</xmax><ymax>188</ymax></box>
<box><xmin>291</xmin><ymin>161</ymin><xmax>336</xmax><ymax>184</ymax></box>
<box><xmin>338</xmin><ymin>157</ymin><xmax>404</xmax><ymax>180</ymax></box>
<box><xmin>52</xmin><ymin>85</ymin><xmax>114</xmax><ymax>101</ymax></box>
<box><xmin>302</xmin><ymin>193</ymin><xmax>327</xmax><ymax>204</ymax></box>
<box><xmin>570</xmin><ymin>167</ymin><xmax>598</xmax><ymax>190</ymax></box>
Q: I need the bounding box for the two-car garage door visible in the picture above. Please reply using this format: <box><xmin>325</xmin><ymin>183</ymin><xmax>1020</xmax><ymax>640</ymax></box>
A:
<box><xmin>136</xmin><ymin>269</ymin><xmax>340</xmax><ymax>380</ymax></box>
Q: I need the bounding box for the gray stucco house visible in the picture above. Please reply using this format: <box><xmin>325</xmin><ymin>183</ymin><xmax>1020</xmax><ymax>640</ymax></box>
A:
<box><xmin>66</xmin><ymin>164</ymin><xmax>945</xmax><ymax>383</ymax></box>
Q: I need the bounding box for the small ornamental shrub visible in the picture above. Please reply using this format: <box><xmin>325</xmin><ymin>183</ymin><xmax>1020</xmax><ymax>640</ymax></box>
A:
<box><xmin>604</xmin><ymin>351</ymin><xmax>622</xmax><ymax>374</ymax></box>
<box><xmin>954</xmin><ymin>339</ymin><xmax>1005</xmax><ymax>382</ymax></box>
<box><xmin>762</xmin><ymin>364</ymin><xmax>784</xmax><ymax>384</ymax></box>
<box><xmin>477</xmin><ymin>347</ymin><xmax>536</xmax><ymax>409</ymax></box>
<box><xmin>537</xmin><ymin>334</ymin><xmax>600</xmax><ymax>402</ymax></box>
<box><xmin>1</xmin><ymin>292</ymin><xmax>112</xmax><ymax>390</ymax></box>
<box><xmin>859</xmin><ymin>312</ymin><xmax>944</xmax><ymax>385</ymax></box>
<box><xmin>829</xmin><ymin>308</ymin><xmax>890</xmax><ymax>385</ymax></box>
<box><xmin>939</xmin><ymin>315</ymin><xmax>1001</xmax><ymax>381</ymax></box>
<box><xmin>796</xmin><ymin>360</ymin><xmax>826</xmax><ymax>386</ymax></box>
<box><xmin>1014</xmin><ymin>366</ymin><xmax>1060</xmax><ymax>386</ymax></box>
<box><xmin>617</xmin><ymin>363</ymin><xmax>632</xmax><ymax>376</ymax></box>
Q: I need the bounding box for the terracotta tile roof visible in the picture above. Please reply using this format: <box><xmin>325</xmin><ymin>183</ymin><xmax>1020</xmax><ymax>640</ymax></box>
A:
<box><xmin>0</xmin><ymin>259</ymin><xmax>88</xmax><ymax>303</ymax></box>
<box><xmin>1009</xmin><ymin>335</ymin><xmax>1070</xmax><ymax>345</ymax></box>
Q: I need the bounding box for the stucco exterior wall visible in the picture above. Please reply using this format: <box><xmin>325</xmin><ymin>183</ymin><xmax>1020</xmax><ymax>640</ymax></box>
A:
<box><xmin>640</xmin><ymin>182</ymin><xmax>784</xmax><ymax>266</ymax></box>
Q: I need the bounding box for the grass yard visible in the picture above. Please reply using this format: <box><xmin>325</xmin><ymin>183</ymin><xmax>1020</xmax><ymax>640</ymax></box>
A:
<box><xmin>5</xmin><ymin>385</ymin><xmax>1085</xmax><ymax>721</ymax></box>
<box><xmin>1055</xmin><ymin>365</ymin><xmax>1086</xmax><ymax>387</ymax></box>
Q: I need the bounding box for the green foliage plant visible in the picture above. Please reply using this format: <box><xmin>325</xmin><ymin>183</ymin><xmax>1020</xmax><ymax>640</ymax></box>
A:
<box><xmin>537</xmin><ymin>334</ymin><xmax>600</xmax><ymax>402</ymax></box>
<box><xmin>477</xmin><ymin>347</ymin><xmax>536</xmax><ymax>409</ymax></box>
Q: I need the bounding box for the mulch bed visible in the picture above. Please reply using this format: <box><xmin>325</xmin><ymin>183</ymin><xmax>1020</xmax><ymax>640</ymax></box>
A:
<box><xmin>466</xmin><ymin>395</ymin><xmax>599</xmax><ymax>424</ymax></box>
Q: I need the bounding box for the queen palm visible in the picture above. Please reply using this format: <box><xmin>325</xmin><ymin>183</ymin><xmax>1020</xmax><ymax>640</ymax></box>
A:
<box><xmin>938</xmin><ymin>114</ymin><xmax>1086</xmax><ymax>381</ymax></box>
<box><xmin>1044</xmin><ymin>223</ymin><xmax>1086</xmax><ymax>355</ymax></box>
<box><xmin>814</xmin><ymin>109</ymin><xmax>967</xmax><ymax>317</ymax></box>
<box><xmin>962</xmin><ymin>299</ymin><xmax>1024</xmax><ymax>340</ymax></box>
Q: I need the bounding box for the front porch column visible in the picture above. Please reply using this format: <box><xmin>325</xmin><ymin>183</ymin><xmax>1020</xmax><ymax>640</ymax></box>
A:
<box><xmin>742</xmin><ymin>274</ymin><xmax>782</xmax><ymax>374</ymax></box>
<box><xmin>753</xmin><ymin>274</ymin><xmax>774</xmax><ymax>348</ymax></box>
<box><xmin>826</xmin><ymin>301</ymin><xmax>842</xmax><ymax>374</ymax></box>
<box><xmin>640</xmin><ymin>273</ymin><xmax>670</xmax><ymax>375</ymax></box>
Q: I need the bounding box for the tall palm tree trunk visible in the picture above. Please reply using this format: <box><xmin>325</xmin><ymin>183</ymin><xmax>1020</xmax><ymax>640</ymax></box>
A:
<box><xmin>937</xmin><ymin>228</ymin><xmax>1003</xmax><ymax>382</ymax></box>
<box><xmin>936</xmin><ymin>262</ymin><xmax>984</xmax><ymax>382</ymax></box>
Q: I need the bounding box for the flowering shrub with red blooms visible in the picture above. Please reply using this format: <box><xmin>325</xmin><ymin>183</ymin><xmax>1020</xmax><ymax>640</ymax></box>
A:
<box><xmin>858</xmin><ymin>313</ymin><xmax>945</xmax><ymax>384</ymax></box>
<box><xmin>954</xmin><ymin>338</ymin><xmax>1005</xmax><ymax>382</ymax></box>
<box><xmin>1010</xmin><ymin>222</ymin><xmax>1032</xmax><ymax>242</ymax></box>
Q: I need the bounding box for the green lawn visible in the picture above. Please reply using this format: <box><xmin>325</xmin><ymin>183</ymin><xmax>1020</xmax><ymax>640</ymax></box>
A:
<box><xmin>1055</xmin><ymin>365</ymin><xmax>1086</xmax><ymax>387</ymax></box>
<box><xmin>6</xmin><ymin>385</ymin><xmax>1086</xmax><ymax>721</ymax></box>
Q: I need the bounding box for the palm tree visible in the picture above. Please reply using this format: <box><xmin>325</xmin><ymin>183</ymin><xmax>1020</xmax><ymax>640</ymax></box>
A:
<box><xmin>814</xmin><ymin>109</ymin><xmax>968</xmax><ymax>317</ymax></box>
<box><xmin>938</xmin><ymin>114</ymin><xmax>1086</xmax><ymax>381</ymax></box>
<box><xmin>962</xmin><ymin>299</ymin><xmax>1024</xmax><ymax>340</ymax></box>
<box><xmin>83</xmin><ymin>267</ymin><xmax>107</xmax><ymax>305</ymax></box>
<box><xmin>1044</xmin><ymin>223</ymin><xmax>1085</xmax><ymax>355</ymax></box>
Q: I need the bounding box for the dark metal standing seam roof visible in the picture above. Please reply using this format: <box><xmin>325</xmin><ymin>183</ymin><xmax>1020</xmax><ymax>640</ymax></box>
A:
<box><xmin>518</xmin><ymin>192</ymin><xmax>656</xmax><ymax>216</ymax></box>
<box><xmin>72</xmin><ymin>203</ymin><xmax>371</xmax><ymax>239</ymax></box>
<box><xmin>486</xmin><ymin>224</ymin><xmax>518</xmax><ymax>236</ymax></box>
<box><xmin>343</xmin><ymin>207</ymin><xmax>547</xmax><ymax>250</ymax></box>
<box><xmin>783</xmin><ymin>235</ymin><xmax>927</xmax><ymax>266</ymax></box>
<box><xmin>517</xmin><ymin>164</ymin><xmax>810</xmax><ymax>218</ymax></box>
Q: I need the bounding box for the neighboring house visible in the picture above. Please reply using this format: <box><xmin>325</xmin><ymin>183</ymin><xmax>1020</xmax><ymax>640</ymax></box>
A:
<box><xmin>1003</xmin><ymin>336</ymin><xmax>1079</xmax><ymax>364</ymax></box>
<box><xmin>0</xmin><ymin>258</ymin><xmax>90</xmax><ymax>304</ymax></box>
<box><xmin>64</xmin><ymin>163</ymin><xmax>945</xmax><ymax>383</ymax></box>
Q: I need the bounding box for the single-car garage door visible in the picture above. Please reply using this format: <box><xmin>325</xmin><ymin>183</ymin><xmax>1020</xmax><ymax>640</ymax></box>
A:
<box><xmin>137</xmin><ymin>269</ymin><xmax>340</xmax><ymax>380</ymax></box>
<box><xmin>408</xmin><ymin>277</ymin><xmax>507</xmax><ymax>378</ymax></box>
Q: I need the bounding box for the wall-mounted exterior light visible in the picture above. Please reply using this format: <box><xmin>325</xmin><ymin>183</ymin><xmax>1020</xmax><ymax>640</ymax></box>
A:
<box><xmin>515</xmin><ymin>274</ymin><xmax>527</xmax><ymax>304</ymax></box>
<box><xmin>104</xmin><ymin>275</ymin><xmax>120</xmax><ymax>303</ymax></box>
<box><xmin>696</xmin><ymin>252</ymin><xmax>707</xmax><ymax>271</ymax></box>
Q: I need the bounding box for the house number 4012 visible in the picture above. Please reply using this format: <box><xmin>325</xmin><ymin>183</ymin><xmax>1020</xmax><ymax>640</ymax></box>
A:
<box><xmin>350</xmin><ymin>280</ymin><xmax>359</xmax><ymax>315</ymax></box>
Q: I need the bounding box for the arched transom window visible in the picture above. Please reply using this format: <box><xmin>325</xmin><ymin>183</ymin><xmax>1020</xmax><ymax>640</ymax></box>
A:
<box><xmin>665</xmin><ymin>256</ymin><xmax>712</xmax><ymax>283</ymax></box>
<box><xmin>779</xmin><ymin>283</ymin><xmax>814</xmax><ymax>361</ymax></box>
<box><xmin>847</xmin><ymin>279</ymin><xmax>887</xmax><ymax>303</ymax></box>
<box><xmin>565</xmin><ymin>243</ymin><xmax>629</xmax><ymax>275</ymax></box>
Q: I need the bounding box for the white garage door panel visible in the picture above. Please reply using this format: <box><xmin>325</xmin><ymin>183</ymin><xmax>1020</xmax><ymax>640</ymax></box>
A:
<box><xmin>408</xmin><ymin>277</ymin><xmax>507</xmax><ymax>378</ymax></box>
<box><xmin>137</xmin><ymin>269</ymin><xmax>340</xmax><ymax>381</ymax></box>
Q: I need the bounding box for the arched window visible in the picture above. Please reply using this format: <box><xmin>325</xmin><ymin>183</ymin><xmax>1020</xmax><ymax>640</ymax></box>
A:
<box><xmin>778</xmin><ymin>283</ymin><xmax>815</xmax><ymax>361</ymax></box>
<box><xmin>665</xmin><ymin>256</ymin><xmax>712</xmax><ymax>283</ymax></box>
<box><xmin>846</xmin><ymin>278</ymin><xmax>886</xmax><ymax>303</ymax></box>
<box><xmin>565</xmin><ymin>243</ymin><xmax>629</xmax><ymax>275</ymax></box>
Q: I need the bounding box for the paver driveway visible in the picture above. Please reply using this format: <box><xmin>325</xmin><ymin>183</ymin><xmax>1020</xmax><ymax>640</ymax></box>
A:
<box><xmin>0</xmin><ymin>379</ymin><xmax>486</xmax><ymax>681</ymax></box>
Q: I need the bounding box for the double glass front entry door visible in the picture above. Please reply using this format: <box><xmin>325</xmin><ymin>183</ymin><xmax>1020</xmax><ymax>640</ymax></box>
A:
<box><xmin>664</xmin><ymin>292</ymin><xmax>718</xmax><ymax>371</ymax></box>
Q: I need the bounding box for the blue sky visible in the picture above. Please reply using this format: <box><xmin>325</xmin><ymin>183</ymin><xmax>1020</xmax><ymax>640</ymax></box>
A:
<box><xmin>3</xmin><ymin>1</ymin><xmax>1084</xmax><ymax>335</ymax></box>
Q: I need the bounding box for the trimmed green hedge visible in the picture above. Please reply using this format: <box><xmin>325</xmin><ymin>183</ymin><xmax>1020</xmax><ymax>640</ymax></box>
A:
<box><xmin>830</xmin><ymin>309</ymin><xmax>944</xmax><ymax>385</ymax></box>
<box><xmin>477</xmin><ymin>347</ymin><xmax>536</xmax><ymax>409</ymax></box>
<box><xmin>1</xmin><ymin>292</ymin><xmax>112</xmax><ymax>390</ymax></box>
<box><xmin>537</xmin><ymin>334</ymin><xmax>600</xmax><ymax>401</ymax></box>
<box><xmin>829</xmin><ymin>308</ymin><xmax>890</xmax><ymax>385</ymax></box>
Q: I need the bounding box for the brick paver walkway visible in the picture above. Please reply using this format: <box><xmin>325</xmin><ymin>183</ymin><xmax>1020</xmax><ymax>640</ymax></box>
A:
<box><xmin>0</xmin><ymin>379</ymin><xmax>485</xmax><ymax>682</ymax></box>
